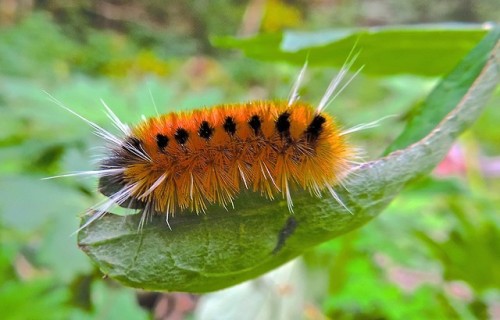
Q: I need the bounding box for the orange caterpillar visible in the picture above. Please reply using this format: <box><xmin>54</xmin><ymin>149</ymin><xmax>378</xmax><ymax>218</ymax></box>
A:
<box><xmin>108</xmin><ymin>101</ymin><xmax>350</xmax><ymax>213</ymax></box>
<box><xmin>47</xmin><ymin>55</ymin><xmax>372</xmax><ymax>230</ymax></box>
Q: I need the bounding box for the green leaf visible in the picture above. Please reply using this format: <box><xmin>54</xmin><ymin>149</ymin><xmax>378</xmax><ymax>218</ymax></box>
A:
<box><xmin>415</xmin><ymin>201</ymin><xmax>500</xmax><ymax>292</ymax></box>
<box><xmin>0</xmin><ymin>278</ymin><xmax>70</xmax><ymax>320</ymax></box>
<box><xmin>0</xmin><ymin>175</ymin><xmax>93</xmax><ymax>281</ymax></box>
<box><xmin>213</xmin><ymin>25</ymin><xmax>488</xmax><ymax>76</ymax></box>
<box><xmin>384</xmin><ymin>27</ymin><xmax>500</xmax><ymax>154</ymax></box>
<box><xmin>78</xmin><ymin>28</ymin><xmax>500</xmax><ymax>292</ymax></box>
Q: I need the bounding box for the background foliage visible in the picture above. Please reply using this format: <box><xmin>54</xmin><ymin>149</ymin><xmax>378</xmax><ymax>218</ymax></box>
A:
<box><xmin>1</xmin><ymin>1</ymin><xmax>499</xmax><ymax>319</ymax></box>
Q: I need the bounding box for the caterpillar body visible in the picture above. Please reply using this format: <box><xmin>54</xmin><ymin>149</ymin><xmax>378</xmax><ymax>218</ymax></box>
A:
<box><xmin>47</xmin><ymin>55</ymin><xmax>371</xmax><ymax>230</ymax></box>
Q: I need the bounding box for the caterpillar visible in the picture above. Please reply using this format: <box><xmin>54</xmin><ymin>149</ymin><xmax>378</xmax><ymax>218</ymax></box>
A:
<box><xmin>47</xmin><ymin>53</ymin><xmax>376</xmax><ymax>231</ymax></box>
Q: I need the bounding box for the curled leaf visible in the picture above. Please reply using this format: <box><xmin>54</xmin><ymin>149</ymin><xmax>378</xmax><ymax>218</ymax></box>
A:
<box><xmin>78</xmin><ymin>28</ymin><xmax>499</xmax><ymax>292</ymax></box>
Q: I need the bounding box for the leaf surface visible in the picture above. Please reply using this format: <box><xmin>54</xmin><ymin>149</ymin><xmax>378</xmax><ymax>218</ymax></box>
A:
<box><xmin>78</xmin><ymin>29</ymin><xmax>499</xmax><ymax>292</ymax></box>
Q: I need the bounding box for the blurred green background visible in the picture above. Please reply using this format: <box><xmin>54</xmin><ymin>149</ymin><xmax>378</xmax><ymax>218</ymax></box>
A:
<box><xmin>0</xmin><ymin>1</ymin><xmax>499</xmax><ymax>319</ymax></box>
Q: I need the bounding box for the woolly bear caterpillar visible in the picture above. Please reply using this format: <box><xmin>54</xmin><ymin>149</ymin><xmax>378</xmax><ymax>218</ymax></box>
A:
<box><xmin>46</xmin><ymin>51</ymin><xmax>379</xmax><ymax>231</ymax></box>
